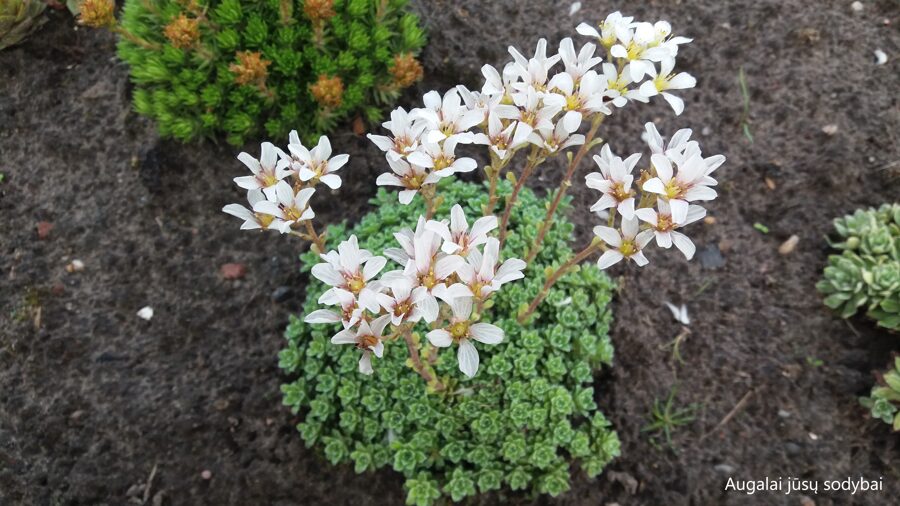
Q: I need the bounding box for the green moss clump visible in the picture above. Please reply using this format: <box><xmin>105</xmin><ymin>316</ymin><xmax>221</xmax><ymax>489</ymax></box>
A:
<box><xmin>817</xmin><ymin>203</ymin><xmax>900</xmax><ymax>331</ymax></box>
<box><xmin>279</xmin><ymin>181</ymin><xmax>620</xmax><ymax>505</ymax></box>
<box><xmin>116</xmin><ymin>0</ymin><xmax>426</xmax><ymax>145</ymax></box>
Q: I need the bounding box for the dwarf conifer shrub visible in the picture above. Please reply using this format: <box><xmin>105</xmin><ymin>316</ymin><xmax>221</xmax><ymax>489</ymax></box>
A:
<box><xmin>80</xmin><ymin>0</ymin><xmax>425</xmax><ymax>145</ymax></box>
<box><xmin>817</xmin><ymin>204</ymin><xmax>900</xmax><ymax>331</ymax></box>
<box><xmin>279</xmin><ymin>181</ymin><xmax>620</xmax><ymax>504</ymax></box>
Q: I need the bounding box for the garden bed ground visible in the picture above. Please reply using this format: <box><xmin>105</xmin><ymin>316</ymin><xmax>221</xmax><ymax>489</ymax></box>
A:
<box><xmin>2</xmin><ymin>1</ymin><xmax>899</xmax><ymax>505</ymax></box>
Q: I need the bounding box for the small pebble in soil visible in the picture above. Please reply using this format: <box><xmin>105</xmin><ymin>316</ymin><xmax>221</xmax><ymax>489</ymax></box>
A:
<box><xmin>220</xmin><ymin>263</ymin><xmax>247</xmax><ymax>280</ymax></box>
<box><xmin>808</xmin><ymin>432</ymin><xmax>819</xmax><ymax>441</ymax></box>
<box><xmin>66</xmin><ymin>259</ymin><xmax>85</xmax><ymax>273</ymax></box>
<box><xmin>779</xmin><ymin>235</ymin><xmax>800</xmax><ymax>255</ymax></box>
<box><xmin>874</xmin><ymin>49</ymin><xmax>888</xmax><ymax>65</ymax></box>
<box><xmin>821</xmin><ymin>124</ymin><xmax>839</xmax><ymax>135</ymax></box>
<box><xmin>778</xmin><ymin>409</ymin><xmax>792</xmax><ymax>418</ymax></box>
<box><xmin>201</xmin><ymin>470</ymin><xmax>212</xmax><ymax>480</ymax></box>
<box><xmin>137</xmin><ymin>306</ymin><xmax>154</xmax><ymax>321</ymax></box>
<box><xmin>851</xmin><ymin>1</ymin><xmax>863</xmax><ymax>12</ymax></box>
<box><xmin>785</xmin><ymin>442</ymin><xmax>802</xmax><ymax>455</ymax></box>
<box><xmin>36</xmin><ymin>221</ymin><xmax>54</xmax><ymax>239</ymax></box>
<box><xmin>800</xmin><ymin>495</ymin><xmax>816</xmax><ymax>506</ymax></box>
<box><xmin>697</xmin><ymin>244</ymin><xmax>726</xmax><ymax>269</ymax></box>
<box><xmin>714</xmin><ymin>464</ymin><xmax>735</xmax><ymax>474</ymax></box>
<box><xmin>271</xmin><ymin>286</ymin><xmax>293</xmax><ymax>303</ymax></box>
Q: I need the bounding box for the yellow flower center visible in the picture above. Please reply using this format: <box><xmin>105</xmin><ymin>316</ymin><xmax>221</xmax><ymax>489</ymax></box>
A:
<box><xmin>357</xmin><ymin>333</ymin><xmax>379</xmax><ymax>350</ymax></box>
<box><xmin>419</xmin><ymin>271</ymin><xmax>437</xmax><ymax>290</ymax></box>
<box><xmin>449</xmin><ymin>321</ymin><xmax>470</xmax><ymax>340</ymax></box>
<box><xmin>347</xmin><ymin>275</ymin><xmax>366</xmax><ymax>294</ymax></box>
<box><xmin>619</xmin><ymin>239</ymin><xmax>637</xmax><ymax>257</ymax></box>
<box><xmin>664</xmin><ymin>180</ymin><xmax>685</xmax><ymax>200</ymax></box>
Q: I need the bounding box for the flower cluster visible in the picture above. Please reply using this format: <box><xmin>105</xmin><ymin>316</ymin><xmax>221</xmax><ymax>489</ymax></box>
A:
<box><xmin>227</xmin><ymin>11</ymin><xmax>725</xmax><ymax>380</ymax></box>
<box><xmin>587</xmin><ymin>122</ymin><xmax>725</xmax><ymax>269</ymax></box>
<box><xmin>223</xmin><ymin>134</ymin><xmax>347</xmax><ymax>240</ymax></box>
<box><xmin>305</xmin><ymin>207</ymin><xmax>525</xmax><ymax>378</ymax></box>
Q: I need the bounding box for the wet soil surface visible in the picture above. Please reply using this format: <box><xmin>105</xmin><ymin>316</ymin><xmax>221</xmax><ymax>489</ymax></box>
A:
<box><xmin>2</xmin><ymin>1</ymin><xmax>899</xmax><ymax>505</ymax></box>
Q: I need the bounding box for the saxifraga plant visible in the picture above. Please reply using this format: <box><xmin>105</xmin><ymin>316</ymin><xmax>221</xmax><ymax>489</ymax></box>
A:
<box><xmin>817</xmin><ymin>203</ymin><xmax>900</xmax><ymax>331</ymax></box>
<box><xmin>281</xmin><ymin>181</ymin><xmax>620</xmax><ymax>503</ymax></box>
<box><xmin>860</xmin><ymin>356</ymin><xmax>900</xmax><ymax>431</ymax></box>
<box><xmin>77</xmin><ymin>0</ymin><xmax>426</xmax><ymax>145</ymax></box>
<box><xmin>0</xmin><ymin>0</ymin><xmax>46</xmax><ymax>50</ymax></box>
<box><xmin>224</xmin><ymin>11</ymin><xmax>726</xmax><ymax>504</ymax></box>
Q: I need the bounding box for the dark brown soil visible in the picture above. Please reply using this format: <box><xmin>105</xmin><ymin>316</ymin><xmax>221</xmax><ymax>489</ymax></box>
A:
<box><xmin>2</xmin><ymin>1</ymin><xmax>899</xmax><ymax>505</ymax></box>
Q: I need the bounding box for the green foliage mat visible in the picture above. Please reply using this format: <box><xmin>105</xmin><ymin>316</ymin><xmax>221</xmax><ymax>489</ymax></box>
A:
<box><xmin>117</xmin><ymin>0</ymin><xmax>425</xmax><ymax>145</ymax></box>
<box><xmin>279</xmin><ymin>181</ymin><xmax>620</xmax><ymax>505</ymax></box>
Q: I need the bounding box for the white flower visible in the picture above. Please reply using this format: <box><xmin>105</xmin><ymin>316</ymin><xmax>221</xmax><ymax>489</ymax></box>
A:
<box><xmin>414</xmin><ymin>89</ymin><xmax>481</xmax><ymax>144</ymax></box>
<box><xmin>367</xmin><ymin>107</ymin><xmax>427</xmax><ymax>161</ymax></box>
<box><xmin>382</xmin><ymin>217</ymin><xmax>430</xmax><ymax>266</ymax></box>
<box><xmin>456</xmin><ymin>84</ymin><xmax>502</xmax><ymax>125</ymax></box>
<box><xmin>643</xmin><ymin>122</ymin><xmax>693</xmax><ymax>156</ymax></box>
<box><xmin>610</xmin><ymin>21</ymin><xmax>689</xmax><ymax>82</ymax></box>
<box><xmin>331</xmin><ymin>314</ymin><xmax>392</xmax><ymax>375</ymax></box>
<box><xmin>641</xmin><ymin>152</ymin><xmax>717</xmax><ymax>224</ymax></box>
<box><xmin>665</xmin><ymin>301</ymin><xmax>690</xmax><ymax>325</ymax></box>
<box><xmin>233</xmin><ymin>142</ymin><xmax>292</xmax><ymax>198</ymax></box>
<box><xmin>376</xmin><ymin>277</ymin><xmax>429</xmax><ymax>326</ymax></box>
<box><xmin>584</xmin><ymin>145</ymin><xmax>641</xmax><ymax>219</ymax></box>
<box><xmin>507</xmin><ymin>38</ymin><xmax>561</xmax><ymax>93</ymax></box>
<box><xmin>425</xmin><ymin>297</ymin><xmax>504</xmax><ymax>378</ymax></box>
<box><xmin>638</xmin><ymin>57</ymin><xmax>696</xmax><ymax>115</ymax></box>
<box><xmin>601</xmin><ymin>62</ymin><xmax>649</xmax><ymax>107</ymax></box>
<box><xmin>635</xmin><ymin>199</ymin><xmax>706</xmax><ymax>260</ymax></box>
<box><xmin>251</xmin><ymin>181</ymin><xmax>316</xmax><ymax>233</ymax></box>
<box><xmin>312</xmin><ymin>235</ymin><xmax>386</xmax><ymax>308</ymax></box>
<box><xmin>550</xmin><ymin>69</ymin><xmax>612</xmax><ymax>123</ymax></box>
<box><xmin>426</xmin><ymin>204</ymin><xmax>498</xmax><ymax>255</ymax></box>
<box><xmin>456</xmin><ymin>238</ymin><xmax>526</xmax><ymax>298</ymax></box>
<box><xmin>287</xmin><ymin>135</ymin><xmax>348</xmax><ymax>190</ymax></box>
<box><xmin>223</xmin><ymin>189</ymin><xmax>282</xmax><ymax>231</ymax></box>
<box><xmin>576</xmin><ymin>11</ymin><xmax>635</xmax><ymax>49</ymax></box>
<box><xmin>471</xmin><ymin>112</ymin><xmax>523</xmax><ymax>161</ymax></box>
<box><xmin>495</xmin><ymin>86</ymin><xmax>564</xmax><ymax>141</ymax></box>
<box><xmin>594</xmin><ymin>217</ymin><xmax>653</xmax><ymax>269</ymax></box>
<box><xmin>528</xmin><ymin>111</ymin><xmax>585</xmax><ymax>153</ymax></box>
<box><xmin>557</xmin><ymin>37</ymin><xmax>602</xmax><ymax>81</ymax></box>
<box><xmin>375</xmin><ymin>157</ymin><xmax>442</xmax><ymax>205</ymax></box>
<box><xmin>305</xmin><ymin>287</ymin><xmax>366</xmax><ymax>328</ymax></box>
<box><xmin>407</xmin><ymin>138</ymin><xmax>477</xmax><ymax>179</ymax></box>
<box><xmin>481</xmin><ymin>62</ymin><xmax>518</xmax><ymax>97</ymax></box>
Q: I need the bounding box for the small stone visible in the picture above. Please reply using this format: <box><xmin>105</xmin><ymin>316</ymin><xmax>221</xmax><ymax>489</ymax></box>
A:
<box><xmin>201</xmin><ymin>470</ymin><xmax>212</xmax><ymax>480</ymax></box>
<box><xmin>821</xmin><ymin>124</ymin><xmax>839</xmax><ymax>135</ymax></box>
<box><xmin>764</xmin><ymin>176</ymin><xmax>777</xmax><ymax>190</ymax></box>
<box><xmin>851</xmin><ymin>1</ymin><xmax>863</xmax><ymax>12</ymax></box>
<box><xmin>779</xmin><ymin>235</ymin><xmax>800</xmax><ymax>255</ymax></box>
<box><xmin>797</xmin><ymin>27</ymin><xmax>820</xmax><ymax>43</ymax></box>
<box><xmin>701</xmin><ymin>126</ymin><xmax>712</xmax><ymax>136</ymax></box>
<box><xmin>703</xmin><ymin>216</ymin><xmax>716</xmax><ymax>225</ymax></box>
<box><xmin>697</xmin><ymin>244</ymin><xmax>725</xmax><ymax>269</ymax></box>
<box><xmin>137</xmin><ymin>306</ymin><xmax>154</xmax><ymax>321</ymax></box>
<box><xmin>808</xmin><ymin>432</ymin><xmax>819</xmax><ymax>441</ymax></box>
<box><xmin>213</xmin><ymin>398</ymin><xmax>230</xmax><ymax>411</ymax></box>
<box><xmin>70</xmin><ymin>410</ymin><xmax>84</xmax><ymax>420</ymax></box>
<box><xmin>778</xmin><ymin>409</ymin><xmax>792</xmax><ymax>418</ymax></box>
<box><xmin>714</xmin><ymin>464</ymin><xmax>735</xmax><ymax>474</ymax></box>
<box><xmin>271</xmin><ymin>286</ymin><xmax>293</xmax><ymax>303</ymax></box>
<box><xmin>785</xmin><ymin>442</ymin><xmax>802</xmax><ymax>455</ymax></box>
<box><xmin>220</xmin><ymin>263</ymin><xmax>247</xmax><ymax>280</ymax></box>
<box><xmin>800</xmin><ymin>495</ymin><xmax>816</xmax><ymax>506</ymax></box>
<box><xmin>66</xmin><ymin>259</ymin><xmax>85</xmax><ymax>273</ymax></box>
<box><xmin>874</xmin><ymin>49</ymin><xmax>888</xmax><ymax>65</ymax></box>
<box><xmin>37</xmin><ymin>221</ymin><xmax>54</xmax><ymax>239</ymax></box>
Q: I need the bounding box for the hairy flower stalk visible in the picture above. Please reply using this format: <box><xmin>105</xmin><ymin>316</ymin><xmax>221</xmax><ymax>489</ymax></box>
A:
<box><xmin>227</xmin><ymin>12</ymin><xmax>725</xmax><ymax>387</ymax></box>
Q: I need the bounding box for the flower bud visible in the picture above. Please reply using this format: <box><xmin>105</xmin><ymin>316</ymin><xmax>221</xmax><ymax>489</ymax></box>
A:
<box><xmin>77</xmin><ymin>0</ymin><xmax>116</xmax><ymax>28</ymax></box>
<box><xmin>389</xmin><ymin>53</ymin><xmax>424</xmax><ymax>88</ymax></box>
<box><xmin>229</xmin><ymin>51</ymin><xmax>270</xmax><ymax>86</ymax></box>
<box><xmin>163</xmin><ymin>14</ymin><xmax>200</xmax><ymax>49</ymax></box>
<box><xmin>303</xmin><ymin>0</ymin><xmax>335</xmax><ymax>24</ymax></box>
<box><xmin>310</xmin><ymin>74</ymin><xmax>344</xmax><ymax>108</ymax></box>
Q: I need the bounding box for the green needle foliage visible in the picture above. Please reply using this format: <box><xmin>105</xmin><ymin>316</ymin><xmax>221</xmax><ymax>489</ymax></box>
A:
<box><xmin>0</xmin><ymin>0</ymin><xmax>46</xmax><ymax>50</ymax></box>
<box><xmin>110</xmin><ymin>0</ymin><xmax>425</xmax><ymax>145</ymax></box>
<box><xmin>860</xmin><ymin>356</ymin><xmax>900</xmax><ymax>431</ymax></box>
<box><xmin>280</xmin><ymin>181</ymin><xmax>620</xmax><ymax>505</ymax></box>
<box><xmin>640</xmin><ymin>387</ymin><xmax>697</xmax><ymax>451</ymax></box>
<box><xmin>817</xmin><ymin>203</ymin><xmax>900</xmax><ymax>331</ymax></box>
